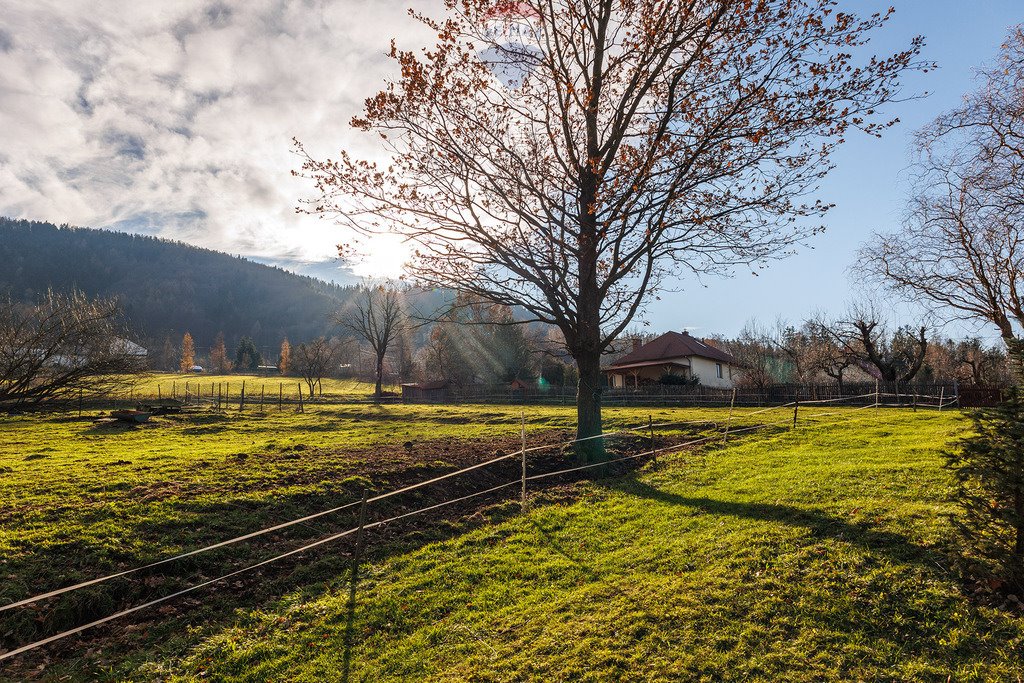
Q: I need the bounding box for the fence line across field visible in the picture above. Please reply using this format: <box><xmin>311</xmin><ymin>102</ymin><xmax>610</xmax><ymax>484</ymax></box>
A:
<box><xmin>0</xmin><ymin>397</ymin><xmax>941</xmax><ymax>665</ymax></box>
<box><xmin>0</xmin><ymin>389</ymin><xmax>929</xmax><ymax>618</ymax></box>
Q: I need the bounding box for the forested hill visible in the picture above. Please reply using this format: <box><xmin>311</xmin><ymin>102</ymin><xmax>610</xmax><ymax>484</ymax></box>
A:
<box><xmin>0</xmin><ymin>217</ymin><xmax>362</xmax><ymax>352</ymax></box>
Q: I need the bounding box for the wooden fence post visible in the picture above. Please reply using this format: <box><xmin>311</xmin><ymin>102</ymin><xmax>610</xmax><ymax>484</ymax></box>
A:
<box><xmin>792</xmin><ymin>398</ymin><xmax>799</xmax><ymax>429</ymax></box>
<box><xmin>874</xmin><ymin>380</ymin><xmax>880</xmax><ymax>412</ymax></box>
<box><xmin>157</xmin><ymin>385</ymin><xmax>161</xmax><ymax>400</ymax></box>
<box><xmin>260</xmin><ymin>385</ymin><xmax>265</xmax><ymax>413</ymax></box>
<box><xmin>939</xmin><ymin>387</ymin><xmax>945</xmax><ymax>412</ymax></box>
<box><xmin>520</xmin><ymin>412</ymin><xmax>527</xmax><ymax>505</ymax></box>
<box><xmin>297</xmin><ymin>383</ymin><xmax>304</xmax><ymax>413</ymax></box>
<box><xmin>723</xmin><ymin>388</ymin><xmax>736</xmax><ymax>445</ymax></box>
<box><xmin>240</xmin><ymin>381</ymin><xmax>246</xmax><ymax>412</ymax></box>
<box><xmin>648</xmin><ymin>414</ymin><xmax>656</xmax><ymax>466</ymax></box>
<box><xmin>279</xmin><ymin>383</ymin><xmax>283</xmax><ymax>411</ymax></box>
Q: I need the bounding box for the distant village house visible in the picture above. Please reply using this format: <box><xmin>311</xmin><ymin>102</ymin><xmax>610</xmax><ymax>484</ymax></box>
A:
<box><xmin>605</xmin><ymin>331</ymin><xmax>740</xmax><ymax>389</ymax></box>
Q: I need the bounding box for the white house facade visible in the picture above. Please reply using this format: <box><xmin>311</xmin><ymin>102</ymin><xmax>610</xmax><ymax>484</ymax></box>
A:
<box><xmin>604</xmin><ymin>331</ymin><xmax>741</xmax><ymax>389</ymax></box>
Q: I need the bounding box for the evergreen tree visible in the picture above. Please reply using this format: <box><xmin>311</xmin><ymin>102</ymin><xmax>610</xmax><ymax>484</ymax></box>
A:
<box><xmin>945</xmin><ymin>389</ymin><xmax>1024</xmax><ymax>593</ymax></box>
<box><xmin>234</xmin><ymin>336</ymin><xmax>261</xmax><ymax>372</ymax></box>
<box><xmin>179</xmin><ymin>332</ymin><xmax>195</xmax><ymax>373</ymax></box>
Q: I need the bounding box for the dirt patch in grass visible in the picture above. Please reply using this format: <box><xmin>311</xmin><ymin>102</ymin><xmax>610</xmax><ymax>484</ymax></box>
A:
<box><xmin>0</xmin><ymin>425</ymin><xmax>698</xmax><ymax>681</ymax></box>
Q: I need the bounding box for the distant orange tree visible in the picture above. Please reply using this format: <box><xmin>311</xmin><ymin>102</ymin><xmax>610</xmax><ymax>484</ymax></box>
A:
<box><xmin>210</xmin><ymin>332</ymin><xmax>232</xmax><ymax>373</ymax></box>
<box><xmin>179</xmin><ymin>332</ymin><xmax>195</xmax><ymax>373</ymax></box>
<box><xmin>279</xmin><ymin>338</ymin><xmax>291</xmax><ymax>375</ymax></box>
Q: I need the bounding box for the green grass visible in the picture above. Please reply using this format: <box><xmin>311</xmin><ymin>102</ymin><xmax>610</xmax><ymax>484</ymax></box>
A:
<box><xmin>125</xmin><ymin>372</ymin><xmax>393</xmax><ymax>401</ymax></box>
<box><xmin>3</xmin><ymin>406</ymin><xmax>1022</xmax><ymax>680</ymax></box>
<box><xmin>144</xmin><ymin>409</ymin><xmax>1022</xmax><ymax>682</ymax></box>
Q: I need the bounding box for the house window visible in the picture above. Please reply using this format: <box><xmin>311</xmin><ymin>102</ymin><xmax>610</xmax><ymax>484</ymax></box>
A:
<box><xmin>716</xmin><ymin>363</ymin><xmax>723</xmax><ymax>379</ymax></box>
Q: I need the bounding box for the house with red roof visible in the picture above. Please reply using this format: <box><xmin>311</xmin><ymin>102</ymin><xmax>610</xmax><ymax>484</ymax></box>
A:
<box><xmin>604</xmin><ymin>331</ymin><xmax>741</xmax><ymax>389</ymax></box>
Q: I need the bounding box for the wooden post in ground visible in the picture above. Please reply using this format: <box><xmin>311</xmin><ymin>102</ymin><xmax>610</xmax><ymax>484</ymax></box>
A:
<box><xmin>260</xmin><ymin>385</ymin><xmax>265</xmax><ymax>413</ymax></box>
<box><xmin>342</xmin><ymin>489</ymin><xmax>370</xmax><ymax>683</ymax></box>
<box><xmin>792</xmin><ymin>398</ymin><xmax>799</xmax><ymax>429</ymax></box>
<box><xmin>185</xmin><ymin>382</ymin><xmax>189</xmax><ymax>405</ymax></box>
<box><xmin>939</xmin><ymin>387</ymin><xmax>945</xmax><ymax>412</ymax></box>
<box><xmin>218</xmin><ymin>383</ymin><xmax>222</xmax><ymax>410</ymax></box>
<box><xmin>278</xmin><ymin>383</ymin><xmax>283</xmax><ymax>411</ymax></box>
<box><xmin>520</xmin><ymin>412</ymin><xmax>527</xmax><ymax>505</ymax></box>
<box><xmin>157</xmin><ymin>385</ymin><xmax>161</xmax><ymax>400</ymax></box>
<box><xmin>648</xmin><ymin>414</ymin><xmax>656</xmax><ymax>466</ymax></box>
<box><xmin>874</xmin><ymin>380</ymin><xmax>880</xmax><ymax>412</ymax></box>
<box><xmin>240</xmin><ymin>381</ymin><xmax>246</xmax><ymax>412</ymax></box>
<box><xmin>723</xmin><ymin>388</ymin><xmax>736</xmax><ymax>445</ymax></box>
<box><xmin>297</xmin><ymin>383</ymin><xmax>304</xmax><ymax>413</ymax></box>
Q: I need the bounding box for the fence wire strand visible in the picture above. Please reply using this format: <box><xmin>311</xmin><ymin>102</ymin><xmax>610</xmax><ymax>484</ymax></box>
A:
<box><xmin>0</xmin><ymin>397</ymin><xmax>949</xmax><ymax>663</ymax></box>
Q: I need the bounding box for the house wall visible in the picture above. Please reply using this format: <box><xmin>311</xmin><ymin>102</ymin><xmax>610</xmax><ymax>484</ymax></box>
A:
<box><xmin>689</xmin><ymin>356</ymin><xmax>736</xmax><ymax>389</ymax></box>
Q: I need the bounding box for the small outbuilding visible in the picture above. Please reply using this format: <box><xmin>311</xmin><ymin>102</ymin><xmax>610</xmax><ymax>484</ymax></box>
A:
<box><xmin>401</xmin><ymin>380</ymin><xmax>450</xmax><ymax>403</ymax></box>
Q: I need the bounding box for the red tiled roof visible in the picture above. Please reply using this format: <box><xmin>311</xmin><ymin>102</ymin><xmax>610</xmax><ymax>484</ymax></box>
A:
<box><xmin>607</xmin><ymin>331</ymin><xmax>738</xmax><ymax>368</ymax></box>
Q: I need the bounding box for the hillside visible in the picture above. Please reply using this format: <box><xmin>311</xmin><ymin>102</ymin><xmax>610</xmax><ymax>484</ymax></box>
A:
<box><xmin>0</xmin><ymin>217</ymin><xmax>360</xmax><ymax>354</ymax></box>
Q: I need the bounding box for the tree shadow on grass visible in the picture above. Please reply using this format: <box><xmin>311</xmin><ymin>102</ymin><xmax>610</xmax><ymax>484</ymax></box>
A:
<box><xmin>612</xmin><ymin>478</ymin><xmax>948</xmax><ymax>574</ymax></box>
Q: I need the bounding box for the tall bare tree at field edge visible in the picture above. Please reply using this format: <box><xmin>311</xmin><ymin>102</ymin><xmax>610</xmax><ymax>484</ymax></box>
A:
<box><xmin>296</xmin><ymin>0</ymin><xmax>929</xmax><ymax>457</ymax></box>
<box><xmin>861</xmin><ymin>27</ymin><xmax>1024</xmax><ymax>382</ymax></box>
<box><xmin>336</xmin><ymin>286</ymin><xmax>405</xmax><ymax>400</ymax></box>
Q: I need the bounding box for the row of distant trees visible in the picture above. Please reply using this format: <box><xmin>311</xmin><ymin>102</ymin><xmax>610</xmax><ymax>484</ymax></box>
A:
<box><xmin>147</xmin><ymin>287</ymin><xmax>577</xmax><ymax>399</ymax></box>
<box><xmin>717</xmin><ymin>312</ymin><xmax>1009</xmax><ymax>391</ymax></box>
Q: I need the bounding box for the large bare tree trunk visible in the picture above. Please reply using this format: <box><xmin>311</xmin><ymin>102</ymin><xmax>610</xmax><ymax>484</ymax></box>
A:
<box><xmin>375</xmin><ymin>353</ymin><xmax>384</xmax><ymax>399</ymax></box>
<box><xmin>575</xmin><ymin>348</ymin><xmax>604</xmax><ymax>462</ymax></box>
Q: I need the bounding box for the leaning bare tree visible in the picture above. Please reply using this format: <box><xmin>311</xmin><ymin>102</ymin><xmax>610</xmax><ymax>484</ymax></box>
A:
<box><xmin>336</xmin><ymin>286</ymin><xmax>405</xmax><ymax>399</ymax></box>
<box><xmin>0</xmin><ymin>291</ymin><xmax>143</xmax><ymax>410</ymax></box>
<box><xmin>860</xmin><ymin>26</ymin><xmax>1024</xmax><ymax>381</ymax></box>
<box><xmin>296</xmin><ymin>0</ymin><xmax>926</xmax><ymax>454</ymax></box>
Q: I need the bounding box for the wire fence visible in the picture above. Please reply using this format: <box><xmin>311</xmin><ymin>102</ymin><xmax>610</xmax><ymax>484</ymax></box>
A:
<box><xmin>0</xmin><ymin>392</ymin><xmax>957</xmax><ymax>665</ymax></box>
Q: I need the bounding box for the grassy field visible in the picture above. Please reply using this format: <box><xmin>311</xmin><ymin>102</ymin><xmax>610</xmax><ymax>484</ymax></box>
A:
<box><xmin>125</xmin><ymin>372</ymin><xmax>395</xmax><ymax>402</ymax></box>
<box><xmin>2</xmin><ymin>404</ymin><xmax>1023</xmax><ymax>680</ymax></box>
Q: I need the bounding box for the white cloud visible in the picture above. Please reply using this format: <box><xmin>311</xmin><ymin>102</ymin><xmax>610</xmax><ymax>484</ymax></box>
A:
<box><xmin>0</xmin><ymin>0</ymin><xmax>434</xmax><ymax>277</ymax></box>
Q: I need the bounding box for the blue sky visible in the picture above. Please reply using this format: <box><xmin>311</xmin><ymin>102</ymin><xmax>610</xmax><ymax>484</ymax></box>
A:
<box><xmin>656</xmin><ymin>0</ymin><xmax>1022</xmax><ymax>339</ymax></box>
<box><xmin>0</xmin><ymin>0</ymin><xmax>1020</xmax><ymax>340</ymax></box>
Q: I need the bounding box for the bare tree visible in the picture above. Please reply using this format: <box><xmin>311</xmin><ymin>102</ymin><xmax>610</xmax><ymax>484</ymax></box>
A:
<box><xmin>336</xmin><ymin>286</ymin><xmax>405</xmax><ymax>399</ymax></box>
<box><xmin>722</xmin><ymin>320</ymin><xmax>784</xmax><ymax>390</ymax></box>
<box><xmin>860</xmin><ymin>27</ymin><xmax>1024</xmax><ymax>381</ymax></box>
<box><xmin>804</xmin><ymin>316</ymin><xmax>857</xmax><ymax>391</ymax></box>
<box><xmin>292</xmin><ymin>337</ymin><xmax>343</xmax><ymax>398</ymax></box>
<box><xmin>0</xmin><ymin>291</ymin><xmax>144</xmax><ymax>410</ymax></box>
<box><xmin>296</xmin><ymin>0</ymin><xmax>926</xmax><ymax>453</ymax></box>
<box><xmin>816</xmin><ymin>307</ymin><xmax>928</xmax><ymax>387</ymax></box>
